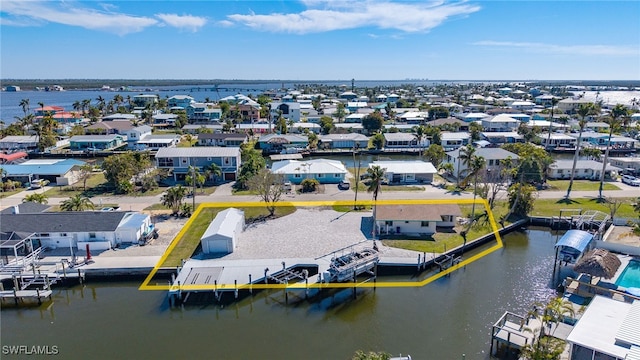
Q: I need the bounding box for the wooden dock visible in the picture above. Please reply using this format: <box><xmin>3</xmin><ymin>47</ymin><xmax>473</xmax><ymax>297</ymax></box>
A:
<box><xmin>0</xmin><ymin>289</ymin><xmax>53</xmax><ymax>305</ymax></box>
<box><xmin>490</xmin><ymin>311</ymin><xmax>541</xmax><ymax>358</ymax></box>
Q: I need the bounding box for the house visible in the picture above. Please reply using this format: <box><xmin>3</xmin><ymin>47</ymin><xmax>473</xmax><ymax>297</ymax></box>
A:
<box><xmin>155</xmin><ymin>147</ymin><xmax>241</xmax><ymax>181</ymax></box>
<box><xmin>134</xmin><ymin>134</ymin><xmax>180</xmax><ymax>150</ymax></box>
<box><xmin>270</xmin><ymin>159</ymin><xmax>347</xmax><ymax>184</ymax></box>
<box><xmin>69</xmin><ymin>134</ymin><xmax>125</xmax><ymax>151</ymax></box>
<box><xmin>167</xmin><ymin>95</ymin><xmax>195</xmax><ymax>109</ymax></box>
<box><xmin>441</xmin><ymin>132</ymin><xmax>471</xmax><ymax>151</ymax></box>
<box><xmin>236</xmin><ymin>123</ymin><xmax>271</xmax><ymax>134</ymax></box>
<box><xmin>0</xmin><ymin>158</ymin><xmax>86</xmax><ymax>185</ymax></box>
<box><xmin>152</xmin><ymin>113</ymin><xmax>179</xmax><ymax>126</ymax></box>
<box><xmin>345</xmin><ymin>113</ymin><xmax>367</xmax><ymax>123</ymax></box>
<box><xmin>480</xmin><ymin>131</ymin><xmax>524</xmax><ymax>145</ymax></box>
<box><xmin>445</xmin><ymin>147</ymin><xmax>520</xmax><ymax>178</ymax></box>
<box><xmin>0</xmin><ymin>151</ymin><xmax>28</xmax><ymax>164</ymax></box>
<box><xmin>102</xmin><ymin>113</ymin><xmax>137</xmax><ymax>121</ymax></box>
<box><xmin>197</xmin><ymin>133</ymin><xmax>248</xmax><ymax>147</ymax></box>
<box><xmin>608</xmin><ymin>156</ymin><xmax>640</xmax><ymax>175</ymax></box>
<box><xmin>182</xmin><ymin>124</ymin><xmax>223</xmax><ymax>134</ymax></box>
<box><xmin>346</xmin><ymin>101</ymin><xmax>368</xmax><ymax>113</ymax></box>
<box><xmin>463</xmin><ymin>113</ymin><xmax>490</xmax><ymax>123</ymax></box>
<box><xmin>339</xmin><ymin>91</ymin><xmax>358</xmax><ymax>100</ymax></box>
<box><xmin>536</xmin><ymin>133</ymin><xmax>577</xmax><ymax>150</ymax></box>
<box><xmin>86</xmin><ymin>120</ymin><xmax>134</xmax><ymax>135</ymax></box>
<box><xmin>236</xmin><ymin>104</ymin><xmax>261</xmax><ymax>122</ymax></box>
<box><xmin>0</xmin><ymin>135</ymin><xmax>39</xmax><ymax>152</ymax></box>
<box><xmin>428</xmin><ymin>117</ymin><xmax>469</xmax><ymax>131</ymax></box>
<box><xmin>481</xmin><ymin>114</ymin><xmax>520</xmax><ymax>132</ymax></box>
<box><xmin>557</xmin><ymin>98</ymin><xmax>594</xmax><ymax>114</ymax></box>
<box><xmin>374</xmin><ymin>204</ymin><xmax>462</xmax><ymax>236</ymax></box>
<box><xmin>566</xmin><ymin>296</ymin><xmax>640</xmax><ymax>360</ymax></box>
<box><xmin>132</xmin><ymin>94</ymin><xmax>158</xmax><ymax>109</ymax></box>
<box><xmin>568</xmin><ymin>132</ymin><xmax>637</xmax><ymax>151</ymax></box>
<box><xmin>126</xmin><ymin>125</ymin><xmax>153</xmax><ymax>149</ymax></box>
<box><xmin>186</xmin><ymin>103</ymin><xmax>222</xmax><ymax>122</ymax></box>
<box><xmin>334</xmin><ymin>123</ymin><xmax>364</xmax><ymax>134</ymax></box>
<box><xmin>0</xmin><ymin>211</ymin><xmax>153</xmax><ymax>250</ymax></box>
<box><xmin>200</xmin><ymin>208</ymin><xmax>245</xmax><ymax>254</ymax></box>
<box><xmin>398</xmin><ymin>111</ymin><xmax>429</xmax><ymax>124</ymax></box>
<box><xmin>547</xmin><ymin>160</ymin><xmax>621</xmax><ymax>180</ymax></box>
<box><xmin>383</xmin><ymin>133</ymin><xmax>427</xmax><ymax>149</ymax></box>
<box><xmin>257</xmin><ymin>134</ymin><xmax>308</xmax><ymax>154</ymax></box>
<box><xmin>289</xmin><ymin>122</ymin><xmax>321</xmax><ymax>134</ymax></box>
<box><xmin>370</xmin><ymin>160</ymin><xmax>437</xmax><ymax>184</ymax></box>
<box><xmin>319</xmin><ymin>133</ymin><xmax>369</xmax><ymax>150</ymax></box>
<box><xmin>509</xmin><ymin>101</ymin><xmax>535</xmax><ymax>111</ymax></box>
<box><xmin>270</xmin><ymin>102</ymin><xmax>301</xmax><ymax>122</ymax></box>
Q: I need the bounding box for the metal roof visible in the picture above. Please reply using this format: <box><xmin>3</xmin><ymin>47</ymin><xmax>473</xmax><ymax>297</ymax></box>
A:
<box><xmin>616</xmin><ymin>300</ymin><xmax>640</xmax><ymax>347</ymax></box>
<box><xmin>371</xmin><ymin>160</ymin><xmax>437</xmax><ymax>174</ymax></box>
<box><xmin>202</xmin><ymin>208</ymin><xmax>244</xmax><ymax>240</ymax></box>
<box><xmin>554</xmin><ymin>230</ymin><xmax>594</xmax><ymax>253</ymax></box>
<box><xmin>155</xmin><ymin>146</ymin><xmax>240</xmax><ymax>158</ymax></box>
<box><xmin>1</xmin><ymin>158</ymin><xmax>85</xmax><ymax>176</ymax></box>
<box><xmin>271</xmin><ymin>159</ymin><xmax>347</xmax><ymax>175</ymax></box>
<box><xmin>0</xmin><ymin>212</ymin><xmax>131</xmax><ymax>233</ymax></box>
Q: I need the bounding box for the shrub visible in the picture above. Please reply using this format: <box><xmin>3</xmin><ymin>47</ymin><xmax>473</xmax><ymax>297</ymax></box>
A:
<box><xmin>300</xmin><ymin>178</ymin><xmax>320</xmax><ymax>193</ymax></box>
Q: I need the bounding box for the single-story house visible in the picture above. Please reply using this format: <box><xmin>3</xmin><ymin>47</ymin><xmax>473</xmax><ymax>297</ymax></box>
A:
<box><xmin>428</xmin><ymin>117</ymin><xmax>469</xmax><ymax>131</ymax></box>
<box><xmin>0</xmin><ymin>151</ymin><xmax>28</xmax><ymax>164</ymax></box>
<box><xmin>375</xmin><ymin>204</ymin><xmax>462</xmax><ymax>236</ymax></box>
<box><xmin>536</xmin><ymin>133</ymin><xmax>577</xmax><ymax>150</ymax></box>
<box><xmin>344</xmin><ymin>113</ymin><xmax>367</xmax><ymax>123</ymax></box>
<box><xmin>155</xmin><ymin>146</ymin><xmax>241</xmax><ymax>181</ymax></box>
<box><xmin>197</xmin><ymin>133</ymin><xmax>248</xmax><ymax>147</ymax></box>
<box><xmin>182</xmin><ymin>124</ymin><xmax>223</xmax><ymax>134</ymax></box>
<box><xmin>0</xmin><ymin>211</ymin><xmax>153</xmax><ymax>250</ymax></box>
<box><xmin>152</xmin><ymin>113</ymin><xmax>179</xmax><ymax>126</ymax></box>
<box><xmin>69</xmin><ymin>134</ymin><xmax>125</xmax><ymax>151</ymax></box>
<box><xmin>0</xmin><ymin>135</ymin><xmax>39</xmax><ymax>152</ymax></box>
<box><xmin>441</xmin><ymin>132</ymin><xmax>471</xmax><ymax>151</ymax></box>
<box><xmin>547</xmin><ymin>160</ymin><xmax>621</xmax><ymax>180</ymax></box>
<box><xmin>566</xmin><ymin>296</ymin><xmax>640</xmax><ymax>360</ymax></box>
<box><xmin>334</xmin><ymin>123</ymin><xmax>364</xmax><ymax>134</ymax></box>
<box><xmin>134</xmin><ymin>134</ymin><xmax>180</xmax><ymax>150</ymax></box>
<box><xmin>319</xmin><ymin>133</ymin><xmax>369</xmax><ymax>150</ymax></box>
<box><xmin>289</xmin><ymin>122</ymin><xmax>321</xmax><ymax>134</ymax></box>
<box><xmin>481</xmin><ymin>131</ymin><xmax>524</xmax><ymax>145</ymax></box>
<box><xmin>568</xmin><ymin>132</ymin><xmax>637</xmax><ymax>152</ymax></box>
<box><xmin>236</xmin><ymin>123</ymin><xmax>271</xmax><ymax>134</ymax></box>
<box><xmin>257</xmin><ymin>134</ymin><xmax>309</xmax><ymax>154</ymax></box>
<box><xmin>85</xmin><ymin>120</ymin><xmax>134</xmax><ymax>135</ymax></box>
<box><xmin>102</xmin><ymin>113</ymin><xmax>137</xmax><ymax>121</ymax></box>
<box><xmin>463</xmin><ymin>113</ymin><xmax>490</xmax><ymax>123</ymax></box>
<box><xmin>271</xmin><ymin>159</ymin><xmax>347</xmax><ymax>184</ymax></box>
<box><xmin>201</xmin><ymin>208</ymin><xmax>245</xmax><ymax>255</ymax></box>
<box><xmin>370</xmin><ymin>161</ymin><xmax>437</xmax><ymax>184</ymax></box>
<box><xmin>0</xmin><ymin>158</ymin><xmax>86</xmax><ymax>185</ymax></box>
<box><xmin>609</xmin><ymin>156</ymin><xmax>640</xmax><ymax>175</ymax></box>
<box><xmin>445</xmin><ymin>147</ymin><xmax>520</xmax><ymax>178</ymax></box>
<box><xmin>383</xmin><ymin>133</ymin><xmax>427</xmax><ymax>149</ymax></box>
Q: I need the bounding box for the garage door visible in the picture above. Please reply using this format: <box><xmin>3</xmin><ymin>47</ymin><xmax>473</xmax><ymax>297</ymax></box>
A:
<box><xmin>224</xmin><ymin>172</ymin><xmax>236</xmax><ymax>181</ymax></box>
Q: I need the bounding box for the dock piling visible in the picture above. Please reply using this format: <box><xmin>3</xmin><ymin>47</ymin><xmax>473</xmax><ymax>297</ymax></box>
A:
<box><xmin>234</xmin><ymin>280</ymin><xmax>238</xmax><ymax>299</ymax></box>
<box><xmin>249</xmin><ymin>274</ymin><xmax>253</xmax><ymax>295</ymax></box>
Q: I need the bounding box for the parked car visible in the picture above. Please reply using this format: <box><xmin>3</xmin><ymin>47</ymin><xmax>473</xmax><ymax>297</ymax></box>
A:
<box><xmin>29</xmin><ymin>179</ymin><xmax>50</xmax><ymax>189</ymax></box>
<box><xmin>622</xmin><ymin>175</ymin><xmax>640</xmax><ymax>186</ymax></box>
<box><xmin>338</xmin><ymin>179</ymin><xmax>350</xmax><ymax>190</ymax></box>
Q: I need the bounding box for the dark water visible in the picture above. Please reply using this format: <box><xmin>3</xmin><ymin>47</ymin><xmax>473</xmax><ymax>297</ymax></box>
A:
<box><xmin>1</xmin><ymin>228</ymin><xmax>564</xmax><ymax>359</ymax></box>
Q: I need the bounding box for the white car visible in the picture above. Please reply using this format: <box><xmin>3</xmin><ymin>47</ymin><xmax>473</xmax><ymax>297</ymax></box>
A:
<box><xmin>622</xmin><ymin>175</ymin><xmax>640</xmax><ymax>186</ymax></box>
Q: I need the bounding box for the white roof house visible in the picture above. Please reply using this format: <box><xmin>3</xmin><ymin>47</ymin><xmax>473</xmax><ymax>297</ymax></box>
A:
<box><xmin>370</xmin><ymin>160</ymin><xmax>437</xmax><ymax>184</ymax></box>
<box><xmin>200</xmin><ymin>208</ymin><xmax>245</xmax><ymax>254</ymax></box>
<box><xmin>567</xmin><ymin>296</ymin><xmax>640</xmax><ymax>360</ymax></box>
<box><xmin>271</xmin><ymin>159</ymin><xmax>348</xmax><ymax>184</ymax></box>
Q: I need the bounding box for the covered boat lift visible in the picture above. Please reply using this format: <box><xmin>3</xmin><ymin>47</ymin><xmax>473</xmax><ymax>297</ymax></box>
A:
<box><xmin>554</xmin><ymin>229</ymin><xmax>595</xmax><ymax>265</ymax></box>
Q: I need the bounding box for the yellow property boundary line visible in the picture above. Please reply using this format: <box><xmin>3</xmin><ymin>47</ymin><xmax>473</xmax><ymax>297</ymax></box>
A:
<box><xmin>139</xmin><ymin>198</ymin><xmax>502</xmax><ymax>291</ymax></box>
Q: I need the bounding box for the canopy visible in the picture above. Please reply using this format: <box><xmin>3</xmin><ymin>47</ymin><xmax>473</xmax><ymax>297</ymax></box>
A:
<box><xmin>574</xmin><ymin>249</ymin><xmax>622</xmax><ymax>279</ymax></box>
<box><xmin>554</xmin><ymin>230</ymin><xmax>594</xmax><ymax>253</ymax></box>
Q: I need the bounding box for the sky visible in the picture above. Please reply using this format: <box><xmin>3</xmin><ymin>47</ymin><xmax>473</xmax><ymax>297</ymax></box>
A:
<box><xmin>1</xmin><ymin>0</ymin><xmax>639</xmax><ymax>81</ymax></box>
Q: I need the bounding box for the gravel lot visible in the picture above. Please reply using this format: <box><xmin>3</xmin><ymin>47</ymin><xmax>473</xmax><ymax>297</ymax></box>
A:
<box><xmin>222</xmin><ymin>208</ymin><xmax>419</xmax><ymax>260</ymax></box>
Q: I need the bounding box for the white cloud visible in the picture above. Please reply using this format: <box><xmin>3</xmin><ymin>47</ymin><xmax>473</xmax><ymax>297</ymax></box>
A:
<box><xmin>1</xmin><ymin>0</ymin><xmax>158</xmax><ymax>35</ymax></box>
<box><xmin>226</xmin><ymin>1</ymin><xmax>480</xmax><ymax>34</ymax></box>
<box><xmin>473</xmin><ymin>41</ymin><xmax>639</xmax><ymax>57</ymax></box>
<box><xmin>155</xmin><ymin>13</ymin><xmax>207</xmax><ymax>32</ymax></box>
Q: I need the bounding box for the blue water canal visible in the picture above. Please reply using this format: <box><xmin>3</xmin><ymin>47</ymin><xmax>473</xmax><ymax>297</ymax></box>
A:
<box><xmin>1</xmin><ymin>228</ymin><xmax>563</xmax><ymax>359</ymax></box>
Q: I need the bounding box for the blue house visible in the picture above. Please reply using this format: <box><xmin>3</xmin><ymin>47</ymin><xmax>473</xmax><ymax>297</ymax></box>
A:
<box><xmin>1</xmin><ymin>158</ymin><xmax>86</xmax><ymax>185</ymax></box>
<box><xmin>257</xmin><ymin>134</ymin><xmax>309</xmax><ymax>154</ymax></box>
<box><xmin>155</xmin><ymin>147</ymin><xmax>241</xmax><ymax>182</ymax></box>
<box><xmin>69</xmin><ymin>134</ymin><xmax>124</xmax><ymax>151</ymax></box>
<box><xmin>270</xmin><ymin>159</ymin><xmax>347</xmax><ymax>184</ymax></box>
<box><xmin>186</xmin><ymin>103</ymin><xmax>222</xmax><ymax>122</ymax></box>
<box><xmin>167</xmin><ymin>95</ymin><xmax>195</xmax><ymax>109</ymax></box>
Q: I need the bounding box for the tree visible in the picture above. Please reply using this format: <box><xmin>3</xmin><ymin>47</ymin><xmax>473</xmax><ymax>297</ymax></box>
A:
<box><xmin>424</xmin><ymin>144</ymin><xmax>446</xmax><ymax>168</ymax></box>
<box><xmin>307</xmin><ymin>132</ymin><xmax>319</xmax><ymax>150</ymax></box>
<box><xmin>469</xmin><ymin>121</ymin><xmax>482</xmax><ymax>142</ymax></box>
<box><xmin>351</xmin><ymin>350</ymin><xmax>391</xmax><ymax>360</ymax></box>
<box><xmin>23</xmin><ymin>193</ymin><xmax>48</xmax><ymax>204</ymax></box>
<box><xmin>335</xmin><ymin>102</ymin><xmax>347</xmax><ymax>123</ymax></box>
<box><xmin>300</xmin><ymin>178</ymin><xmax>319</xmax><ymax>193</ymax></box>
<box><xmin>161</xmin><ymin>185</ymin><xmax>187</xmax><ymax>215</ymax></box>
<box><xmin>185</xmin><ymin>166</ymin><xmax>206</xmax><ymax>193</ymax></box>
<box><xmin>205</xmin><ymin>162</ymin><xmax>222</xmax><ymax>184</ymax></box>
<box><xmin>521</xmin><ymin>297</ymin><xmax>575</xmax><ymax>360</ymax></box>
<box><xmin>457</xmin><ymin>144</ymin><xmax>476</xmax><ymax>188</ymax></box>
<box><xmin>247</xmin><ymin>168</ymin><xmax>284</xmax><ymax>216</ymax></box>
<box><xmin>370</xmin><ymin>132</ymin><xmax>385</xmax><ymax>150</ymax></box>
<box><xmin>102</xmin><ymin>152</ymin><xmax>152</xmax><ymax>193</ymax></box>
<box><xmin>363</xmin><ymin>165</ymin><xmax>386</xmax><ymax>201</ymax></box>
<box><xmin>362</xmin><ymin>111</ymin><xmax>384</xmax><ymax>134</ymax></box>
<box><xmin>236</xmin><ymin>142</ymin><xmax>266</xmax><ymax>190</ymax></box>
<box><xmin>467</xmin><ymin>155</ymin><xmax>486</xmax><ymax>219</ymax></box>
<box><xmin>60</xmin><ymin>195</ymin><xmax>95</xmax><ymax>211</ymax></box>
<box><xmin>598</xmin><ymin>104</ymin><xmax>629</xmax><ymax>199</ymax></box>
<box><xmin>19</xmin><ymin>98</ymin><xmax>30</xmax><ymax>117</ymax></box>
<box><xmin>33</xmin><ymin>115</ymin><xmax>58</xmax><ymax>152</ymax></box>
<box><xmin>507</xmin><ymin>183</ymin><xmax>537</xmax><ymax>218</ymax></box>
<box><xmin>77</xmin><ymin>163</ymin><xmax>94</xmax><ymax>191</ymax></box>
<box><xmin>320</xmin><ymin>115</ymin><xmax>334</xmax><ymax>134</ymax></box>
<box><xmin>566</xmin><ymin>102</ymin><xmax>600</xmax><ymax>199</ymax></box>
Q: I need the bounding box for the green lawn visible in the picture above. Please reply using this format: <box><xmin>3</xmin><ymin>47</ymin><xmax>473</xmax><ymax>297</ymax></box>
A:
<box><xmin>332</xmin><ymin>204</ymin><xmax>373</xmax><ymax>212</ymax></box>
<box><xmin>44</xmin><ymin>172</ymin><xmax>110</xmax><ymax>197</ymax></box>
<box><xmin>161</xmin><ymin>206</ymin><xmax>296</xmax><ymax>267</ymax></box>
<box><xmin>530</xmin><ymin>197</ymin><xmax>637</xmax><ymax>218</ymax></box>
<box><xmin>0</xmin><ymin>189</ymin><xmax>24</xmax><ymax>198</ymax></box>
<box><xmin>545</xmin><ymin>180</ymin><xmax>620</xmax><ymax>191</ymax></box>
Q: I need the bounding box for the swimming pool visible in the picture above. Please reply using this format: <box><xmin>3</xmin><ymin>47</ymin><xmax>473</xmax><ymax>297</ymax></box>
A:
<box><xmin>616</xmin><ymin>259</ymin><xmax>640</xmax><ymax>288</ymax></box>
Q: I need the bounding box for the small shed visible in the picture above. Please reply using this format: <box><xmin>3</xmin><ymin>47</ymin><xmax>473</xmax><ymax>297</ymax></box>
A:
<box><xmin>201</xmin><ymin>208</ymin><xmax>245</xmax><ymax>254</ymax></box>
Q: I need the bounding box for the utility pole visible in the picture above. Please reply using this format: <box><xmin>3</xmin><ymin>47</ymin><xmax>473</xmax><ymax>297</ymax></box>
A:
<box><xmin>191</xmin><ymin>166</ymin><xmax>196</xmax><ymax>212</ymax></box>
<box><xmin>353</xmin><ymin>145</ymin><xmax>361</xmax><ymax>210</ymax></box>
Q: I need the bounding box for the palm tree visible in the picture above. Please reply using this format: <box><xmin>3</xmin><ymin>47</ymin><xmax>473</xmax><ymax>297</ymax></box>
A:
<box><xmin>468</xmin><ymin>155</ymin><xmax>486</xmax><ymax>221</ymax></box>
<box><xmin>23</xmin><ymin>193</ymin><xmax>48</xmax><ymax>204</ymax></box>
<box><xmin>566</xmin><ymin>102</ymin><xmax>599</xmax><ymax>199</ymax></box>
<box><xmin>96</xmin><ymin>96</ymin><xmax>106</xmax><ymax>116</ymax></box>
<box><xmin>205</xmin><ymin>162</ymin><xmax>223</xmax><ymax>184</ymax></box>
<box><xmin>161</xmin><ymin>185</ymin><xmax>187</xmax><ymax>215</ymax></box>
<box><xmin>60</xmin><ymin>194</ymin><xmax>95</xmax><ymax>211</ymax></box>
<box><xmin>19</xmin><ymin>98</ymin><xmax>30</xmax><ymax>117</ymax></box>
<box><xmin>545</xmin><ymin>97</ymin><xmax>560</xmax><ymax>151</ymax></box>
<box><xmin>598</xmin><ymin>104</ymin><xmax>629</xmax><ymax>199</ymax></box>
<box><xmin>457</xmin><ymin>144</ymin><xmax>476</xmax><ymax>188</ymax></box>
<box><xmin>363</xmin><ymin>165</ymin><xmax>386</xmax><ymax>202</ymax></box>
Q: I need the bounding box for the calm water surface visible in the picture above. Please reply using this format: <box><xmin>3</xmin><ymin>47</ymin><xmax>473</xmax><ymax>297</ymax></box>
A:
<box><xmin>1</xmin><ymin>228</ymin><xmax>565</xmax><ymax>359</ymax></box>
